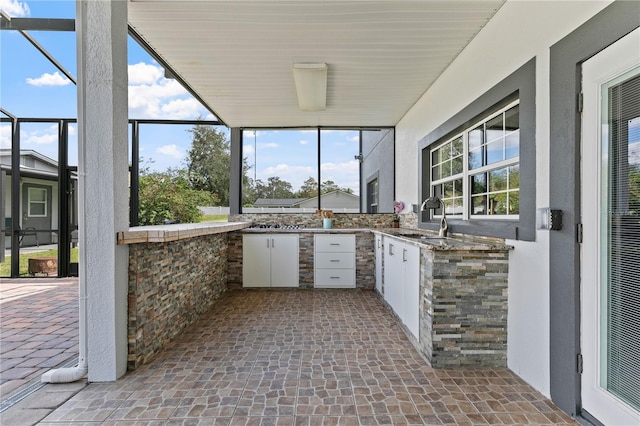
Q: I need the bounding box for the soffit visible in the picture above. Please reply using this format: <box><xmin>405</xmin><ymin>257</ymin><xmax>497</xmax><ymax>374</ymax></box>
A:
<box><xmin>127</xmin><ymin>1</ymin><xmax>505</xmax><ymax>128</ymax></box>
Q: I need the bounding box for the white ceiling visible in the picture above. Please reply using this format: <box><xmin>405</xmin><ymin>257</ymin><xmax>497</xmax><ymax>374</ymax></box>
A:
<box><xmin>127</xmin><ymin>1</ymin><xmax>505</xmax><ymax>128</ymax></box>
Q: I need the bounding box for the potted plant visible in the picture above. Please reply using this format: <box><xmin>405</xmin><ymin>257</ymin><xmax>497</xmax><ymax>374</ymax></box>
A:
<box><xmin>393</xmin><ymin>201</ymin><xmax>404</xmax><ymax>228</ymax></box>
<box><xmin>317</xmin><ymin>209</ymin><xmax>335</xmax><ymax>228</ymax></box>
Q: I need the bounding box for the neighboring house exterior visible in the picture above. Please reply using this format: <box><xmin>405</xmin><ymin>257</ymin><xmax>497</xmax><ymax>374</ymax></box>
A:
<box><xmin>43</xmin><ymin>2</ymin><xmax>640</xmax><ymax>425</ymax></box>
<box><xmin>1</xmin><ymin>150</ymin><xmax>61</xmax><ymax>248</ymax></box>
<box><xmin>253</xmin><ymin>190</ymin><xmax>359</xmax><ymax>210</ymax></box>
<box><xmin>297</xmin><ymin>189</ymin><xmax>359</xmax><ymax>210</ymax></box>
<box><xmin>253</xmin><ymin>198</ymin><xmax>304</xmax><ymax>208</ymax></box>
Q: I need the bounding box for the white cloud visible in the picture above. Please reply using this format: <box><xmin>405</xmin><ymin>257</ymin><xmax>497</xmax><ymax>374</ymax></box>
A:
<box><xmin>1</xmin><ymin>124</ymin><xmax>63</xmax><ymax>149</ymax></box>
<box><xmin>263</xmin><ymin>163</ymin><xmax>315</xmax><ymax>190</ymax></box>
<box><xmin>243</xmin><ymin>144</ymin><xmax>255</xmax><ymax>155</ymax></box>
<box><xmin>67</xmin><ymin>124</ymin><xmax>76</xmax><ymax>136</ymax></box>
<box><xmin>348</xmin><ymin>135</ymin><xmax>359</xmax><ymax>142</ymax></box>
<box><xmin>628</xmin><ymin>117</ymin><xmax>640</xmax><ymax>165</ymax></box>
<box><xmin>320</xmin><ymin>160</ymin><xmax>360</xmax><ymax>193</ymax></box>
<box><xmin>0</xmin><ymin>0</ymin><xmax>30</xmax><ymax>17</ymax></box>
<box><xmin>24</xmin><ymin>132</ymin><xmax>58</xmax><ymax>145</ymax></box>
<box><xmin>0</xmin><ymin>124</ymin><xmax>11</xmax><ymax>149</ymax></box>
<box><xmin>321</xmin><ymin>159</ymin><xmax>359</xmax><ymax>174</ymax></box>
<box><xmin>629</xmin><ymin>141</ymin><xmax>640</xmax><ymax>166</ymax></box>
<box><xmin>26</xmin><ymin>72</ymin><xmax>71</xmax><ymax>86</ymax></box>
<box><xmin>156</xmin><ymin>144</ymin><xmax>184</xmax><ymax>159</ymax></box>
<box><xmin>160</xmin><ymin>98</ymin><xmax>203</xmax><ymax>118</ymax></box>
<box><xmin>299</xmin><ymin>140</ymin><xmax>309</xmax><ymax>145</ymax></box>
<box><xmin>260</xmin><ymin>142</ymin><xmax>279</xmax><ymax>149</ymax></box>
<box><xmin>21</xmin><ymin>125</ymin><xmax>58</xmax><ymax>145</ymax></box>
<box><xmin>128</xmin><ymin>62</ymin><xmax>164</xmax><ymax>85</ymax></box>
<box><xmin>128</xmin><ymin>62</ymin><xmax>210</xmax><ymax>120</ymax></box>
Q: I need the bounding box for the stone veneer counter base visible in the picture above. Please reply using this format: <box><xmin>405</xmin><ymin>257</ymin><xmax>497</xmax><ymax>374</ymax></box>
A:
<box><xmin>373</xmin><ymin>229</ymin><xmax>511</xmax><ymax>368</ymax></box>
<box><xmin>121</xmin><ymin>215</ymin><xmax>510</xmax><ymax>371</ymax></box>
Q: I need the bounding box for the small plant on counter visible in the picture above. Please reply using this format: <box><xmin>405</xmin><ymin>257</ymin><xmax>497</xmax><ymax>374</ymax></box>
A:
<box><xmin>316</xmin><ymin>209</ymin><xmax>334</xmax><ymax>219</ymax></box>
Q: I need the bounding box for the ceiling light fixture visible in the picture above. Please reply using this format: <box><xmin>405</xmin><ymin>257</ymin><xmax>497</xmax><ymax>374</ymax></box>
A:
<box><xmin>292</xmin><ymin>63</ymin><xmax>327</xmax><ymax>111</ymax></box>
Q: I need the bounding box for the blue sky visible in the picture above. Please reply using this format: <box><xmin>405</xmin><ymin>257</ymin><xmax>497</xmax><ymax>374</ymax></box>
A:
<box><xmin>0</xmin><ymin>0</ymin><xmax>360</xmax><ymax>194</ymax></box>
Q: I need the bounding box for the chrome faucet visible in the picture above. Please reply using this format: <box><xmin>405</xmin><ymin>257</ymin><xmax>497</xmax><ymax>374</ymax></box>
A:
<box><xmin>420</xmin><ymin>196</ymin><xmax>448</xmax><ymax>237</ymax></box>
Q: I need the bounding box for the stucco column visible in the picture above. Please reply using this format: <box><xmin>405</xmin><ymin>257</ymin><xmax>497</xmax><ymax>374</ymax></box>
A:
<box><xmin>76</xmin><ymin>0</ymin><xmax>129</xmax><ymax>381</ymax></box>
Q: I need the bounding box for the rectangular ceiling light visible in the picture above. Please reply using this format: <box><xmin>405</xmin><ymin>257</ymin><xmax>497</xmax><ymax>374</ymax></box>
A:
<box><xmin>292</xmin><ymin>63</ymin><xmax>327</xmax><ymax>111</ymax></box>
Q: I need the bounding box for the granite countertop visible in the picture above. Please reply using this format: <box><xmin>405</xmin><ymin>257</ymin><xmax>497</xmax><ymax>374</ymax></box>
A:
<box><xmin>117</xmin><ymin>221</ymin><xmax>252</xmax><ymax>244</ymax></box>
<box><xmin>372</xmin><ymin>228</ymin><xmax>512</xmax><ymax>251</ymax></box>
<box><xmin>117</xmin><ymin>222</ymin><xmax>511</xmax><ymax>252</ymax></box>
<box><xmin>241</xmin><ymin>227</ymin><xmax>371</xmax><ymax>233</ymax></box>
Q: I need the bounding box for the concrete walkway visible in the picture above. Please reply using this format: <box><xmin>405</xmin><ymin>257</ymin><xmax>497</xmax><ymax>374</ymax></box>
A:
<box><xmin>0</xmin><ymin>278</ymin><xmax>79</xmax><ymax>400</ymax></box>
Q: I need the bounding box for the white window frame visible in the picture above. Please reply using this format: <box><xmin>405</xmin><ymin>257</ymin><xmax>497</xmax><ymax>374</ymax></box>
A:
<box><xmin>28</xmin><ymin>187</ymin><xmax>48</xmax><ymax>218</ymax></box>
<box><xmin>429</xmin><ymin>100</ymin><xmax>520</xmax><ymax>220</ymax></box>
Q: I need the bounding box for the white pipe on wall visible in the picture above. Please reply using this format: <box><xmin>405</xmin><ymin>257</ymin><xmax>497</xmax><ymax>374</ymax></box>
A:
<box><xmin>41</xmin><ymin>270</ymin><xmax>87</xmax><ymax>383</ymax></box>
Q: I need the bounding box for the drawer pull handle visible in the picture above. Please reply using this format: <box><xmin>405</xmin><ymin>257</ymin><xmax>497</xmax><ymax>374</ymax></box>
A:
<box><xmin>330</xmin><ymin>243</ymin><xmax>340</xmax><ymax>246</ymax></box>
<box><xmin>330</xmin><ymin>276</ymin><xmax>340</xmax><ymax>279</ymax></box>
<box><xmin>330</xmin><ymin>259</ymin><xmax>340</xmax><ymax>262</ymax></box>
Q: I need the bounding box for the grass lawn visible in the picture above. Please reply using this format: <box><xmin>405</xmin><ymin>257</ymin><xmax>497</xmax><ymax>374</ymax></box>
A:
<box><xmin>200</xmin><ymin>214</ymin><xmax>228</xmax><ymax>222</ymax></box>
<box><xmin>1</xmin><ymin>215</ymin><xmax>226</xmax><ymax>277</ymax></box>
<box><xmin>0</xmin><ymin>247</ymin><xmax>79</xmax><ymax>277</ymax></box>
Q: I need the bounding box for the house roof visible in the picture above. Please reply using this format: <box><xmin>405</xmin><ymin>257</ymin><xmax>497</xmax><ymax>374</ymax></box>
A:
<box><xmin>254</xmin><ymin>198</ymin><xmax>306</xmax><ymax>207</ymax></box>
<box><xmin>297</xmin><ymin>189</ymin><xmax>359</xmax><ymax>205</ymax></box>
<box><xmin>127</xmin><ymin>1</ymin><xmax>505</xmax><ymax>128</ymax></box>
<box><xmin>0</xmin><ymin>149</ymin><xmax>59</xmax><ymax>168</ymax></box>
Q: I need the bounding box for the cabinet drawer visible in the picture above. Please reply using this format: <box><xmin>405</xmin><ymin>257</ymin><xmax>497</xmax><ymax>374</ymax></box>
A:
<box><xmin>315</xmin><ymin>234</ymin><xmax>355</xmax><ymax>252</ymax></box>
<box><xmin>315</xmin><ymin>268</ymin><xmax>355</xmax><ymax>288</ymax></box>
<box><xmin>315</xmin><ymin>252</ymin><xmax>355</xmax><ymax>269</ymax></box>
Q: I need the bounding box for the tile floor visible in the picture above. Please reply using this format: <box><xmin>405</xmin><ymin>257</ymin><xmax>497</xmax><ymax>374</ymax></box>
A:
<box><xmin>0</xmin><ymin>278</ymin><xmax>79</xmax><ymax>398</ymax></box>
<box><xmin>36</xmin><ymin>289</ymin><xmax>577</xmax><ymax>425</ymax></box>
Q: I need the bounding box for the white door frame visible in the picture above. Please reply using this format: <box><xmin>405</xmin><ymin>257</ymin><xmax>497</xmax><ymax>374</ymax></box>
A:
<box><xmin>581</xmin><ymin>27</ymin><xmax>640</xmax><ymax>425</ymax></box>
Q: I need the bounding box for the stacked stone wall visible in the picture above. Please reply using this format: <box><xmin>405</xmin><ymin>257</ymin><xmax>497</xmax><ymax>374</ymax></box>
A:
<box><xmin>127</xmin><ymin>233</ymin><xmax>228</xmax><ymax>370</ymax></box>
<box><xmin>228</xmin><ymin>213</ymin><xmax>395</xmax><ymax>228</ymax></box>
<box><xmin>421</xmin><ymin>249</ymin><xmax>509</xmax><ymax>367</ymax></box>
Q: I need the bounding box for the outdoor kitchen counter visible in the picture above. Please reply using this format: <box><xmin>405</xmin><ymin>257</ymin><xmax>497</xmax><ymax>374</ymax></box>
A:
<box><xmin>374</xmin><ymin>228</ymin><xmax>511</xmax><ymax>368</ymax></box>
<box><xmin>117</xmin><ymin>221</ymin><xmax>252</xmax><ymax>244</ymax></box>
<box><xmin>241</xmin><ymin>227</ymin><xmax>371</xmax><ymax>233</ymax></box>
<box><xmin>372</xmin><ymin>228</ymin><xmax>513</xmax><ymax>251</ymax></box>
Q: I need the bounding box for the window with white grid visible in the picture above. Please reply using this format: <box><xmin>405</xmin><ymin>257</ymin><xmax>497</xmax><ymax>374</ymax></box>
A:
<box><xmin>429</xmin><ymin>101</ymin><xmax>520</xmax><ymax>219</ymax></box>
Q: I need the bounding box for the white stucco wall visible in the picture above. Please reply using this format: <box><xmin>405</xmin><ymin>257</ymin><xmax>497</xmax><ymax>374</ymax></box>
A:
<box><xmin>395</xmin><ymin>1</ymin><xmax>611</xmax><ymax>397</ymax></box>
<box><xmin>77</xmin><ymin>0</ymin><xmax>130</xmax><ymax>381</ymax></box>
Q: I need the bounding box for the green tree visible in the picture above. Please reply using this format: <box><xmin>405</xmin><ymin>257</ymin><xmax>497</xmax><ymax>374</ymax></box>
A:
<box><xmin>265</xmin><ymin>176</ymin><xmax>294</xmax><ymax>198</ymax></box>
<box><xmin>629</xmin><ymin>164</ymin><xmax>640</xmax><ymax>213</ymax></box>
<box><xmin>138</xmin><ymin>168</ymin><xmax>217</xmax><ymax>225</ymax></box>
<box><xmin>297</xmin><ymin>177</ymin><xmax>319</xmax><ymax>198</ymax></box>
<box><xmin>186</xmin><ymin>124</ymin><xmax>231</xmax><ymax>206</ymax></box>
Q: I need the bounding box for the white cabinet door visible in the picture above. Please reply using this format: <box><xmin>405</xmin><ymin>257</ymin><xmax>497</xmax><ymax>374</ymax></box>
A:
<box><xmin>402</xmin><ymin>244</ymin><xmax>420</xmax><ymax>339</ymax></box>
<box><xmin>375</xmin><ymin>234</ymin><xmax>383</xmax><ymax>294</ymax></box>
<box><xmin>243</xmin><ymin>235</ymin><xmax>271</xmax><ymax>287</ymax></box>
<box><xmin>270</xmin><ymin>234</ymin><xmax>299</xmax><ymax>287</ymax></box>
<box><xmin>383</xmin><ymin>236</ymin><xmax>403</xmax><ymax>315</ymax></box>
<box><xmin>383</xmin><ymin>236</ymin><xmax>420</xmax><ymax>340</ymax></box>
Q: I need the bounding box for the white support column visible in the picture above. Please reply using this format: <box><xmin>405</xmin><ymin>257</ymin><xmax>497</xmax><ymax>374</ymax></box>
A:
<box><xmin>76</xmin><ymin>0</ymin><xmax>129</xmax><ymax>381</ymax></box>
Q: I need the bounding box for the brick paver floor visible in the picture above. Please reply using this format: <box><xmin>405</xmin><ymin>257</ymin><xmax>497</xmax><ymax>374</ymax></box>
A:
<box><xmin>36</xmin><ymin>289</ymin><xmax>578</xmax><ymax>425</ymax></box>
<box><xmin>0</xmin><ymin>278</ymin><xmax>79</xmax><ymax>400</ymax></box>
